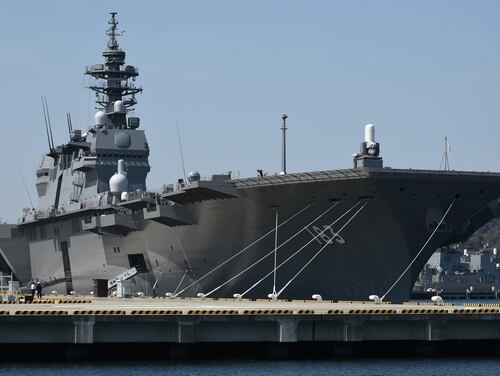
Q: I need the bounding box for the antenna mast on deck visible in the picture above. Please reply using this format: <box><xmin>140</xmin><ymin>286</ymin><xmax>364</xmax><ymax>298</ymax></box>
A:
<box><xmin>280</xmin><ymin>114</ymin><xmax>288</xmax><ymax>175</ymax></box>
<box><xmin>85</xmin><ymin>12</ymin><xmax>142</xmax><ymax>112</ymax></box>
<box><xmin>440</xmin><ymin>137</ymin><xmax>451</xmax><ymax>171</ymax></box>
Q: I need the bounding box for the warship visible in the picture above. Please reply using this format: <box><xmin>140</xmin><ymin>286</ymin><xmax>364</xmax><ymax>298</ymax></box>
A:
<box><xmin>415</xmin><ymin>245</ymin><xmax>500</xmax><ymax>296</ymax></box>
<box><xmin>2</xmin><ymin>13</ymin><xmax>500</xmax><ymax>302</ymax></box>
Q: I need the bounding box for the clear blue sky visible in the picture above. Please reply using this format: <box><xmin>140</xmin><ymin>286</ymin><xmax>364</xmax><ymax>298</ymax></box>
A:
<box><xmin>0</xmin><ymin>1</ymin><xmax>499</xmax><ymax>222</ymax></box>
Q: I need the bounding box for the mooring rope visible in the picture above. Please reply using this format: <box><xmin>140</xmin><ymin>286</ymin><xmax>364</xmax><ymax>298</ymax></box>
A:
<box><xmin>240</xmin><ymin>201</ymin><xmax>366</xmax><ymax>297</ymax></box>
<box><xmin>238</xmin><ymin>200</ymin><xmax>365</xmax><ymax>297</ymax></box>
<box><xmin>380</xmin><ymin>199</ymin><xmax>456</xmax><ymax>301</ymax></box>
<box><xmin>276</xmin><ymin>201</ymin><xmax>368</xmax><ymax>297</ymax></box>
<box><xmin>173</xmin><ymin>270</ymin><xmax>188</xmax><ymax>295</ymax></box>
<box><xmin>173</xmin><ymin>203</ymin><xmax>313</xmax><ymax>296</ymax></box>
<box><xmin>200</xmin><ymin>201</ymin><xmax>344</xmax><ymax>297</ymax></box>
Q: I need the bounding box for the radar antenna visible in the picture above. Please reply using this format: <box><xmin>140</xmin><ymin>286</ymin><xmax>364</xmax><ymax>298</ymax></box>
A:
<box><xmin>85</xmin><ymin>12</ymin><xmax>142</xmax><ymax>112</ymax></box>
<box><xmin>106</xmin><ymin>12</ymin><xmax>123</xmax><ymax>50</ymax></box>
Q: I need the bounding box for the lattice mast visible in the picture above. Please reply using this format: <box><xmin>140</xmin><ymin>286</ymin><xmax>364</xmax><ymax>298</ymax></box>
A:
<box><xmin>85</xmin><ymin>12</ymin><xmax>142</xmax><ymax>112</ymax></box>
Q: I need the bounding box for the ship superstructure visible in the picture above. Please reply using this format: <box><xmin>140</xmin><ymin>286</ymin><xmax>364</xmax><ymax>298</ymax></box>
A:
<box><xmin>36</xmin><ymin>12</ymin><xmax>148</xmax><ymax>214</ymax></box>
<box><xmin>415</xmin><ymin>245</ymin><xmax>500</xmax><ymax>294</ymax></box>
<box><xmin>2</xmin><ymin>13</ymin><xmax>500</xmax><ymax>302</ymax></box>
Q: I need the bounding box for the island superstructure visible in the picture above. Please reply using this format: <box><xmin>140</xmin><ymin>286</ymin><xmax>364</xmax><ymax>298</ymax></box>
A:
<box><xmin>2</xmin><ymin>13</ymin><xmax>500</xmax><ymax>302</ymax></box>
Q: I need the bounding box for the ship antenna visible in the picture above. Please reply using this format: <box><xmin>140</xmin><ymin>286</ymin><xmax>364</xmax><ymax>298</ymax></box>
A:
<box><xmin>106</xmin><ymin>12</ymin><xmax>123</xmax><ymax>50</ymax></box>
<box><xmin>41</xmin><ymin>96</ymin><xmax>54</xmax><ymax>151</ymax></box>
<box><xmin>439</xmin><ymin>137</ymin><xmax>451</xmax><ymax>171</ymax></box>
<box><xmin>41</xmin><ymin>97</ymin><xmax>52</xmax><ymax>151</ymax></box>
<box><xmin>176</xmin><ymin>116</ymin><xmax>188</xmax><ymax>184</ymax></box>
<box><xmin>86</xmin><ymin>13</ymin><xmax>142</xmax><ymax>113</ymax></box>
<box><xmin>17</xmin><ymin>164</ymin><xmax>34</xmax><ymax>209</ymax></box>
<box><xmin>66</xmin><ymin>113</ymin><xmax>73</xmax><ymax>139</ymax></box>
<box><xmin>43</xmin><ymin>96</ymin><xmax>55</xmax><ymax>150</ymax></box>
<box><xmin>280</xmin><ymin>114</ymin><xmax>288</xmax><ymax>174</ymax></box>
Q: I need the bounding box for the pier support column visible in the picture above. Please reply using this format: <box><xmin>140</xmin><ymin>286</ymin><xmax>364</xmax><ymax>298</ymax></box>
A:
<box><xmin>278</xmin><ymin>318</ymin><xmax>298</xmax><ymax>342</ymax></box>
<box><xmin>343</xmin><ymin>320</ymin><xmax>363</xmax><ymax>342</ymax></box>
<box><xmin>426</xmin><ymin>320</ymin><xmax>447</xmax><ymax>341</ymax></box>
<box><xmin>177</xmin><ymin>321</ymin><xmax>196</xmax><ymax>343</ymax></box>
<box><xmin>73</xmin><ymin>316</ymin><xmax>95</xmax><ymax>344</ymax></box>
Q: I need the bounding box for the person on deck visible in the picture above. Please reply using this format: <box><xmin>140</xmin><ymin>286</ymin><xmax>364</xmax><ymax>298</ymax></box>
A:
<box><xmin>30</xmin><ymin>282</ymin><xmax>36</xmax><ymax>299</ymax></box>
<box><xmin>36</xmin><ymin>282</ymin><xmax>42</xmax><ymax>299</ymax></box>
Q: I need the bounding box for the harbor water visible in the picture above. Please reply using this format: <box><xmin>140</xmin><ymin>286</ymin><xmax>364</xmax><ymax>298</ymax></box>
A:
<box><xmin>1</xmin><ymin>359</ymin><xmax>500</xmax><ymax>376</ymax></box>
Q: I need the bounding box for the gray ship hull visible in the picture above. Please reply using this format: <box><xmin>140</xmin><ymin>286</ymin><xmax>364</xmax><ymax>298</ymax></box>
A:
<box><xmin>4</xmin><ymin>14</ymin><xmax>499</xmax><ymax>302</ymax></box>
<box><xmin>7</xmin><ymin>168</ymin><xmax>500</xmax><ymax>302</ymax></box>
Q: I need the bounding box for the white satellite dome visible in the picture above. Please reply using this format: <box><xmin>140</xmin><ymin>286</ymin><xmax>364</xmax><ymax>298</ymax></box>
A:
<box><xmin>95</xmin><ymin>111</ymin><xmax>107</xmax><ymax>127</ymax></box>
<box><xmin>109</xmin><ymin>173</ymin><xmax>128</xmax><ymax>193</ymax></box>
<box><xmin>114</xmin><ymin>100</ymin><xmax>126</xmax><ymax>113</ymax></box>
<box><xmin>188</xmin><ymin>171</ymin><xmax>201</xmax><ymax>183</ymax></box>
<box><xmin>109</xmin><ymin>159</ymin><xmax>128</xmax><ymax>193</ymax></box>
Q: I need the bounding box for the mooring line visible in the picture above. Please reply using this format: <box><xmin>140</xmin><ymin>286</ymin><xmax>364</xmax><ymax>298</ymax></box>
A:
<box><xmin>237</xmin><ymin>200</ymin><xmax>365</xmax><ymax>297</ymax></box>
<box><xmin>276</xmin><ymin>202</ymin><xmax>367</xmax><ymax>297</ymax></box>
<box><xmin>240</xmin><ymin>201</ymin><xmax>366</xmax><ymax>297</ymax></box>
<box><xmin>200</xmin><ymin>201</ymin><xmax>346</xmax><ymax>297</ymax></box>
<box><xmin>174</xmin><ymin>203</ymin><xmax>313</xmax><ymax>296</ymax></box>
<box><xmin>380</xmin><ymin>199</ymin><xmax>456</xmax><ymax>301</ymax></box>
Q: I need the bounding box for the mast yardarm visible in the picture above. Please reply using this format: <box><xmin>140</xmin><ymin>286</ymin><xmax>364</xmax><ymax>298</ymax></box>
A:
<box><xmin>85</xmin><ymin>12</ymin><xmax>142</xmax><ymax>112</ymax></box>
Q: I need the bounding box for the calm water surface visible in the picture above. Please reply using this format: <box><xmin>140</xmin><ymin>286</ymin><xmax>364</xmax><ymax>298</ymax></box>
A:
<box><xmin>0</xmin><ymin>359</ymin><xmax>499</xmax><ymax>376</ymax></box>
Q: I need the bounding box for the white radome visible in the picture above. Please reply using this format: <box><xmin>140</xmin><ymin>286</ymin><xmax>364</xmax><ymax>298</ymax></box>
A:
<box><xmin>364</xmin><ymin>123</ymin><xmax>375</xmax><ymax>144</ymax></box>
<box><xmin>114</xmin><ymin>100</ymin><xmax>126</xmax><ymax>113</ymax></box>
<box><xmin>110</xmin><ymin>173</ymin><xmax>128</xmax><ymax>193</ymax></box>
<box><xmin>110</xmin><ymin>160</ymin><xmax>128</xmax><ymax>193</ymax></box>
<box><xmin>95</xmin><ymin>111</ymin><xmax>107</xmax><ymax>127</ymax></box>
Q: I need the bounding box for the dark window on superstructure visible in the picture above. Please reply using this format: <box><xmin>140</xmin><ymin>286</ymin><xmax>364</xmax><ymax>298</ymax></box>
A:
<box><xmin>10</xmin><ymin>228</ymin><xmax>23</xmax><ymax>238</ymax></box>
<box><xmin>71</xmin><ymin>218</ymin><xmax>81</xmax><ymax>233</ymax></box>
<box><xmin>39</xmin><ymin>226</ymin><xmax>47</xmax><ymax>239</ymax></box>
<box><xmin>128</xmin><ymin>253</ymin><xmax>147</xmax><ymax>273</ymax></box>
<box><xmin>54</xmin><ymin>225</ymin><xmax>59</xmax><ymax>237</ymax></box>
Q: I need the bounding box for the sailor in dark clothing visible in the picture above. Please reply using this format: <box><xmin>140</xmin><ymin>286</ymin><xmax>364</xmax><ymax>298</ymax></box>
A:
<box><xmin>36</xmin><ymin>282</ymin><xmax>42</xmax><ymax>299</ymax></box>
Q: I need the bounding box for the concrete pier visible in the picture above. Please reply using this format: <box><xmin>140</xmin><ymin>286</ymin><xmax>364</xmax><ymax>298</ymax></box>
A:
<box><xmin>0</xmin><ymin>298</ymin><xmax>499</xmax><ymax>360</ymax></box>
